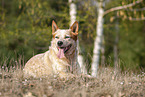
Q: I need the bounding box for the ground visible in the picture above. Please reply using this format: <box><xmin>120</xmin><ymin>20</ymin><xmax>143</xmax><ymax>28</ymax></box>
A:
<box><xmin>0</xmin><ymin>65</ymin><xmax>144</xmax><ymax>97</ymax></box>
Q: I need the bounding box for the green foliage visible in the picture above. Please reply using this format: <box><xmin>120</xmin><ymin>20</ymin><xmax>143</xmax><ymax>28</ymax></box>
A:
<box><xmin>119</xmin><ymin>20</ymin><xmax>145</xmax><ymax>71</ymax></box>
<box><xmin>0</xmin><ymin>0</ymin><xmax>69</xmax><ymax>63</ymax></box>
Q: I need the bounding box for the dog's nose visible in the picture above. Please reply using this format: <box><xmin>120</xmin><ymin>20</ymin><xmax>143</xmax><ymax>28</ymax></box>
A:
<box><xmin>57</xmin><ymin>41</ymin><xmax>63</xmax><ymax>46</ymax></box>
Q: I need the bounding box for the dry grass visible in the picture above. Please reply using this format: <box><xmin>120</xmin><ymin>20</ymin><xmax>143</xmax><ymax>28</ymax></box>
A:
<box><xmin>0</xmin><ymin>61</ymin><xmax>144</xmax><ymax>97</ymax></box>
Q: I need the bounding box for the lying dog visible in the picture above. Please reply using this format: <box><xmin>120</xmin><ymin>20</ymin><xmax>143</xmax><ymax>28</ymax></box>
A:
<box><xmin>23</xmin><ymin>20</ymin><xmax>81</xmax><ymax>78</ymax></box>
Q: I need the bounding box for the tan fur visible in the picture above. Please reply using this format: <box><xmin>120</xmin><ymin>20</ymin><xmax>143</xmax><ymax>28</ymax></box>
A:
<box><xmin>23</xmin><ymin>21</ymin><xmax>81</xmax><ymax>78</ymax></box>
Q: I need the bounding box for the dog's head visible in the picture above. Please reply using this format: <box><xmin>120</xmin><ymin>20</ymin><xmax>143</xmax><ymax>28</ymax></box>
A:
<box><xmin>52</xmin><ymin>20</ymin><xmax>78</xmax><ymax>59</ymax></box>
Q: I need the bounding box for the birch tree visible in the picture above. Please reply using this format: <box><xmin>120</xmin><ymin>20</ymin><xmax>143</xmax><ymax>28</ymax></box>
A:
<box><xmin>69</xmin><ymin>0</ymin><xmax>87</xmax><ymax>74</ymax></box>
<box><xmin>114</xmin><ymin>13</ymin><xmax>119</xmax><ymax>72</ymax></box>
<box><xmin>91</xmin><ymin>0</ymin><xmax>104</xmax><ymax>77</ymax></box>
<box><xmin>91</xmin><ymin>0</ymin><xmax>143</xmax><ymax>77</ymax></box>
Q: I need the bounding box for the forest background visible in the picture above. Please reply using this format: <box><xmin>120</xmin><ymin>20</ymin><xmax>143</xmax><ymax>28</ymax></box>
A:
<box><xmin>0</xmin><ymin>0</ymin><xmax>145</xmax><ymax>73</ymax></box>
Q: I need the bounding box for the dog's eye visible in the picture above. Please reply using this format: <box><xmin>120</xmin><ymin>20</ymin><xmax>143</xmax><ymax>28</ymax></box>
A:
<box><xmin>65</xmin><ymin>36</ymin><xmax>70</xmax><ymax>39</ymax></box>
<box><xmin>55</xmin><ymin>36</ymin><xmax>59</xmax><ymax>39</ymax></box>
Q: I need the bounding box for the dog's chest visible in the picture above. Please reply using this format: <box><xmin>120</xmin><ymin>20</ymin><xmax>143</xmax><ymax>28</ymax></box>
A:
<box><xmin>48</xmin><ymin>54</ymin><xmax>68</xmax><ymax>73</ymax></box>
<box><xmin>51</xmin><ymin>60</ymin><xmax>69</xmax><ymax>74</ymax></box>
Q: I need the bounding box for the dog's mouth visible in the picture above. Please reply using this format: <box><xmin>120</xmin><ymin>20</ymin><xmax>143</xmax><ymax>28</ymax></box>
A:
<box><xmin>57</xmin><ymin>44</ymin><xmax>72</xmax><ymax>59</ymax></box>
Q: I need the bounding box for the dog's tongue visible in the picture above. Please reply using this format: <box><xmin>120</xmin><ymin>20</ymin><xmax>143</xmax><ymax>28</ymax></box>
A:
<box><xmin>57</xmin><ymin>48</ymin><xmax>65</xmax><ymax>59</ymax></box>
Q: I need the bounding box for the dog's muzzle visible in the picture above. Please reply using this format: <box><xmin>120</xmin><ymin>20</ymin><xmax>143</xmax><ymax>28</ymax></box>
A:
<box><xmin>57</xmin><ymin>41</ymin><xmax>72</xmax><ymax>58</ymax></box>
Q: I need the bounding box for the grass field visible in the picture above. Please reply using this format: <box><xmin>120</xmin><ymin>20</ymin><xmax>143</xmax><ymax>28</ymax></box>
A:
<box><xmin>0</xmin><ymin>60</ymin><xmax>144</xmax><ymax>97</ymax></box>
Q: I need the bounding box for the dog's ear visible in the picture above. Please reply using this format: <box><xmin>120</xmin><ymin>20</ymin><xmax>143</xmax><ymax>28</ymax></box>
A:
<box><xmin>52</xmin><ymin>20</ymin><xmax>59</xmax><ymax>34</ymax></box>
<box><xmin>70</xmin><ymin>21</ymin><xmax>78</xmax><ymax>36</ymax></box>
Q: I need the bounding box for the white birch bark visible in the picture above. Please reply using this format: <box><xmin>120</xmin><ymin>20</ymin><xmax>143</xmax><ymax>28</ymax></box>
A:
<box><xmin>69</xmin><ymin>0</ymin><xmax>87</xmax><ymax>74</ymax></box>
<box><xmin>91</xmin><ymin>0</ymin><xmax>104</xmax><ymax>77</ymax></box>
<box><xmin>69</xmin><ymin>0</ymin><xmax>77</xmax><ymax>26</ymax></box>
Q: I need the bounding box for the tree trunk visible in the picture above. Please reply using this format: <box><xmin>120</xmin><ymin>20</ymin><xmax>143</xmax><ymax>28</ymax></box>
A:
<box><xmin>69</xmin><ymin>0</ymin><xmax>77</xmax><ymax>26</ymax></box>
<box><xmin>91</xmin><ymin>0</ymin><xmax>104</xmax><ymax>77</ymax></box>
<box><xmin>69</xmin><ymin>0</ymin><xmax>87</xmax><ymax>74</ymax></box>
<box><xmin>114</xmin><ymin>15</ymin><xmax>119</xmax><ymax>72</ymax></box>
<box><xmin>77</xmin><ymin>41</ymin><xmax>87</xmax><ymax>74</ymax></box>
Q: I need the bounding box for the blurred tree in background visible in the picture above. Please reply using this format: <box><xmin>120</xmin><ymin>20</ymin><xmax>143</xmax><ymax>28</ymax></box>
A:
<box><xmin>0</xmin><ymin>0</ymin><xmax>145</xmax><ymax>72</ymax></box>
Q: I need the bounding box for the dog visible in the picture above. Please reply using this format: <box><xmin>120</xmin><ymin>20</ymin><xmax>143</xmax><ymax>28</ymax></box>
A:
<box><xmin>23</xmin><ymin>20</ymin><xmax>81</xmax><ymax>78</ymax></box>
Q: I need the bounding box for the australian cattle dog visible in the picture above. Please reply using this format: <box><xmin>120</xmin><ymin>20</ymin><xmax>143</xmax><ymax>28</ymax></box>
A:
<box><xmin>23</xmin><ymin>20</ymin><xmax>81</xmax><ymax>78</ymax></box>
